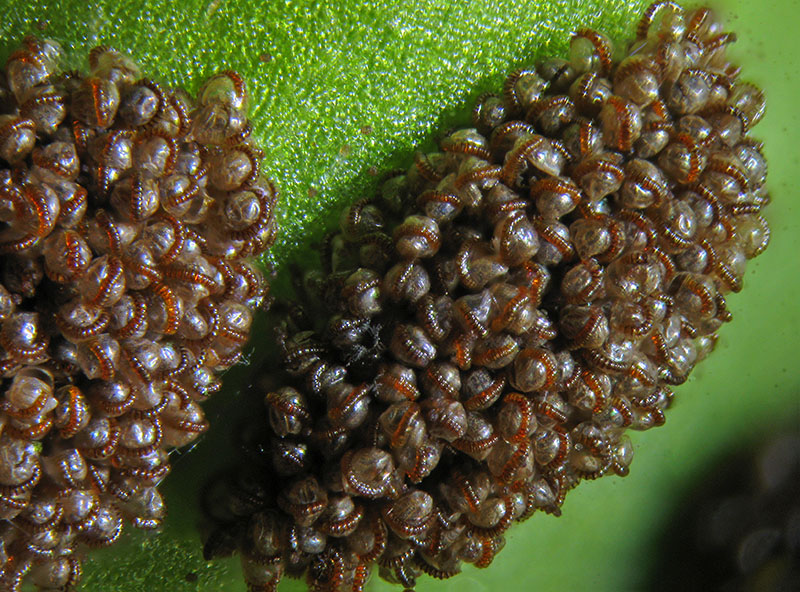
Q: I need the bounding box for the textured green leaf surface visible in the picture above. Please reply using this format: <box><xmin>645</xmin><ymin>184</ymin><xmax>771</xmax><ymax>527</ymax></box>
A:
<box><xmin>2</xmin><ymin>0</ymin><xmax>798</xmax><ymax>590</ymax></box>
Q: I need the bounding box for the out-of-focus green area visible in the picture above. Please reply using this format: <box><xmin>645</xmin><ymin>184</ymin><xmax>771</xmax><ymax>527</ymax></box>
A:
<box><xmin>2</xmin><ymin>0</ymin><xmax>798</xmax><ymax>590</ymax></box>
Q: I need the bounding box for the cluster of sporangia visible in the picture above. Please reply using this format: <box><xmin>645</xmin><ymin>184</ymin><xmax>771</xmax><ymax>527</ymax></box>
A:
<box><xmin>0</xmin><ymin>37</ymin><xmax>273</xmax><ymax>590</ymax></box>
<box><xmin>202</xmin><ymin>3</ymin><xmax>770</xmax><ymax>591</ymax></box>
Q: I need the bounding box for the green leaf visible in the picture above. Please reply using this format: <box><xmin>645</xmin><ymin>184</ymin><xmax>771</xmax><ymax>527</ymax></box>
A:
<box><xmin>3</xmin><ymin>0</ymin><xmax>798</xmax><ymax>590</ymax></box>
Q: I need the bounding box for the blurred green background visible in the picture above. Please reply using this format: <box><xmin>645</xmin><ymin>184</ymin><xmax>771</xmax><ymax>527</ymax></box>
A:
<box><xmin>1</xmin><ymin>0</ymin><xmax>798</xmax><ymax>590</ymax></box>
